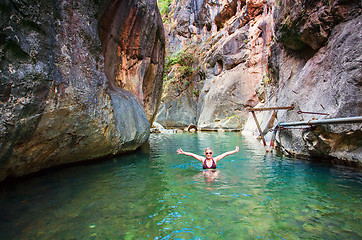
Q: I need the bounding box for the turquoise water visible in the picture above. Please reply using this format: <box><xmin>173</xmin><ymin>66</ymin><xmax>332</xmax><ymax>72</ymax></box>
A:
<box><xmin>0</xmin><ymin>132</ymin><xmax>361</xmax><ymax>239</ymax></box>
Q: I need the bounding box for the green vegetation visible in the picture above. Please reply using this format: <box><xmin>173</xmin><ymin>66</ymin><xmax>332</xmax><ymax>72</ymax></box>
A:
<box><xmin>157</xmin><ymin>0</ymin><xmax>173</xmax><ymax>20</ymax></box>
<box><xmin>161</xmin><ymin>49</ymin><xmax>200</xmax><ymax>102</ymax></box>
<box><xmin>164</xmin><ymin>49</ymin><xmax>198</xmax><ymax>80</ymax></box>
<box><xmin>263</xmin><ymin>73</ymin><xmax>271</xmax><ymax>86</ymax></box>
<box><xmin>227</xmin><ymin>114</ymin><xmax>239</xmax><ymax>120</ymax></box>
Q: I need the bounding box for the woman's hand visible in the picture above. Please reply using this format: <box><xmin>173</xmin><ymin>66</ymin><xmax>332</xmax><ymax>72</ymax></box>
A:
<box><xmin>177</xmin><ymin>148</ymin><xmax>184</xmax><ymax>154</ymax></box>
<box><xmin>235</xmin><ymin>146</ymin><xmax>239</xmax><ymax>152</ymax></box>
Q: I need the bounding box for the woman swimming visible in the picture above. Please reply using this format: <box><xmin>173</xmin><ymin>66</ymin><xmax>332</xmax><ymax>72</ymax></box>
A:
<box><xmin>176</xmin><ymin>146</ymin><xmax>239</xmax><ymax>169</ymax></box>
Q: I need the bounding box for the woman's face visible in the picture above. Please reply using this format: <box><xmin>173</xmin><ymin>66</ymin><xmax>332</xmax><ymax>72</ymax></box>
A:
<box><xmin>205</xmin><ymin>149</ymin><xmax>213</xmax><ymax>159</ymax></box>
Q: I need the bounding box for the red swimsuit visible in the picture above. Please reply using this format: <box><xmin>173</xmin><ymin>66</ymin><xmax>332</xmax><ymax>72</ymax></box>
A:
<box><xmin>203</xmin><ymin>158</ymin><xmax>217</xmax><ymax>169</ymax></box>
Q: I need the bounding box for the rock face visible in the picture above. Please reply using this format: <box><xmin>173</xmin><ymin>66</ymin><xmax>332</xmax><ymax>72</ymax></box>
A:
<box><xmin>0</xmin><ymin>0</ymin><xmax>165</xmax><ymax>180</ymax></box>
<box><xmin>156</xmin><ymin>0</ymin><xmax>273</xmax><ymax>129</ymax></box>
<box><xmin>159</xmin><ymin>0</ymin><xmax>361</xmax><ymax>164</ymax></box>
<box><xmin>99</xmin><ymin>0</ymin><xmax>165</xmax><ymax>123</ymax></box>
<box><xmin>275</xmin><ymin>0</ymin><xmax>360</xmax><ymax>52</ymax></box>
<box><xmin>263</xmin><ymin>1</ymin><xmax>362</xmax><ymax>164</ymax></box>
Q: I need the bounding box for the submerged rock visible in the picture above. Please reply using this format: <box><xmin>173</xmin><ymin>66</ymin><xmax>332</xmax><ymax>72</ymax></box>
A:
<box><xmin>0</xmin><ymin>0</ymin><xmax>165</xmax><ymax>180</ymax></box>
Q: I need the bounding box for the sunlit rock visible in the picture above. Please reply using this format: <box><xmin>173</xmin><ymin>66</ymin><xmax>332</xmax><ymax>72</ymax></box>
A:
<box><xmin>157</xmin><ymin>0</ymin><xmax>273</xmax><ymax>130</ymax></box>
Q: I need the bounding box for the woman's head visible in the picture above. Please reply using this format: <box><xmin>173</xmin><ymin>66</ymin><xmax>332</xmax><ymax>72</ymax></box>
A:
<box><xmin>205</xmin><ymin>147</ymin><xmax>213</xmax><ymax>158</ymax></box>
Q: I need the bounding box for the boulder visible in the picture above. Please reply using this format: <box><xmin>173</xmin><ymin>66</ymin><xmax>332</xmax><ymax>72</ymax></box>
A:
<box><xmin>0</xmin><ymin>0</ymin><xmax>165</xmax><ymax>180</ymax></box>
<box><xmin>197</xmin><ymin>63</ymin><xmax>258</xmax><ymax>130</ymax></box>
<box><xmin>187</xmin><ymin>123</ymin><xmax>198</xmax><ymax>132</ymax></box>
<box><xmin>155</xmin><ymin>82</ymin><xmax>198</xmax><ymax>128</ymax></box>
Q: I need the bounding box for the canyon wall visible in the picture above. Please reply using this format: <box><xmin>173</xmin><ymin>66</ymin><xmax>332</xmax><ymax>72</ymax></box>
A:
<box><xmin>260</xmin><ymin>0</ymin><xmax>361</xmax><ymax>164</ymax></box>
<box><xmin>157</xmin><ymin>0</ymin><xmax>272</xmax><ymax>129</ymax></box>
<box><xmin>158</xmin><ymin>0</ymin><xmax>361</xmax><ymax>164</ymax></box>
<box><xmin>0</xmin><ymin>0</ymin><xmax>165</xmax><ymax>180</ymax></box>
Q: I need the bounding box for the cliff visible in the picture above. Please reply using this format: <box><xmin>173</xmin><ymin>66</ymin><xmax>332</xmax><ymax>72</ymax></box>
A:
<box><xmin>259</xmin><ymin>0</ymin><xmax>361</xmax><ymax>164</ymax></box>
<box><xmin>157</xmin><ymin>0</ymin><xmax>361</xmax><ymax>165</ymax></box>
<box><xmin>0</xmin><ymin>0</ymin><xmax>165</xmax><ymax>180</ymax></box>
<box><xmin>157</xmin><ymin>0</ymin><xmax>272</xmax><ymax>129</ymax></box>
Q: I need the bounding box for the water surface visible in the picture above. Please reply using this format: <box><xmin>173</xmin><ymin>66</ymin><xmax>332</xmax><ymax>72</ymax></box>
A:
<box><xmin>0</xmin><ymin>132</ymin><xmax>361</xmax><ymax>239</ymax></box>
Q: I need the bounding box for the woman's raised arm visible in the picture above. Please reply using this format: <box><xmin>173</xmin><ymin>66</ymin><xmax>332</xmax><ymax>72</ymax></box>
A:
<box><xmin>214</xmin><ymin>146</ymin><xmax>239</xmax><ymax>162</ymax></box>
<box><xmin>177</xmin><ymin>148</ymin><xmax>204</xmax><ymax>162</ymax></box>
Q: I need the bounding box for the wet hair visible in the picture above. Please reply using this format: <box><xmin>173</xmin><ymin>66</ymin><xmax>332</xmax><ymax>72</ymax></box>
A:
<box><xmin>204</xmin><ymin>147</ymin><xmax>213</xmax><ymax>153</ymax></box>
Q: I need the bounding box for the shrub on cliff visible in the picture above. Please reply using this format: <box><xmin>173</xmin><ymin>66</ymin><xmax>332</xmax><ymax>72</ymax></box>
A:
<box><xmin>164</xmin><ymin>49</ymin><xmax>197</xmax><ymax>80</ymax></box>
<box><xmin>157</xmin><ymin>0</ymin><xmax>174</xmax><ymax>21</ymax></box>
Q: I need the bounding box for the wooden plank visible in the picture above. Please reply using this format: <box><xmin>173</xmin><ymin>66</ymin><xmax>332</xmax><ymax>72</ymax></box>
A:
<box><xmin>248</xmin><ymin>106</ymin><xmax>294</xmax><ymax>111</ymax></box>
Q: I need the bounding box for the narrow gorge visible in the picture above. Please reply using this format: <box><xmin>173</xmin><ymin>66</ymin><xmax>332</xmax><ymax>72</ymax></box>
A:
<box><xmin>156</xmin><ymin>0</ymin><xmax>361</xmax><ymax>165</ymax></box>
<box><xmin>0</xmin><ymin>1</ymin><xmax>361</xmax><ymax>238</ymax></box>
<box><xmin>0</xmin><ymin>0</ymin><xmax>361</xmax><ymax>181</ymax></box>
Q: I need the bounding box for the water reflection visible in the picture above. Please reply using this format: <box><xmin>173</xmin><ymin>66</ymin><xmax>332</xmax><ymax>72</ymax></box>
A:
<box><xmin>201</xmin><ymin>169</ymin><xmax>220</xmax><ymax>183</ymax></box>
<box><xmin>0</xmin><ymin>132</ymin><xmax>361</xmax><ymax>239</ymax></box>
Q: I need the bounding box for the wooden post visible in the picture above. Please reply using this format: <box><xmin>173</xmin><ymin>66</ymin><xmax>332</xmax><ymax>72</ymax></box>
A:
<box><xmin>247</xmin><ymin>105</ymin><xmax>293</xmax><ymax>150</ymax></box>
<box><xmin>251</xmin><ymin>111</ymin><xmax>267</xmax><ymax>147</ymax></box>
